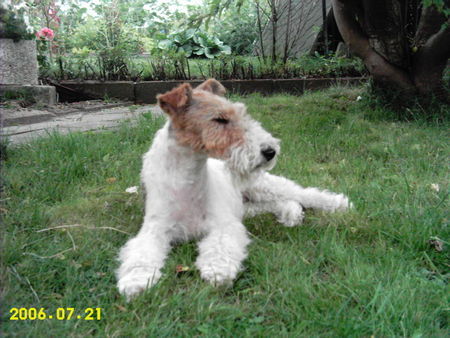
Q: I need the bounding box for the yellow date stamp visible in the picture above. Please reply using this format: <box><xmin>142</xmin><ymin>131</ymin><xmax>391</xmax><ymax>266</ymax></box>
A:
<box><xmin>9</xmin><ymin>307</ymin><xmax>101</xmax><ymax>320</ymax></box>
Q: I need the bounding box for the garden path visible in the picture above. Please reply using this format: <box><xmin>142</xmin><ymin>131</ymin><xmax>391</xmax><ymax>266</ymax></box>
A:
<box><xmin>1</xmin><ymin>101</ymin><xmax>162</xmax><ymax>145</ymax></box>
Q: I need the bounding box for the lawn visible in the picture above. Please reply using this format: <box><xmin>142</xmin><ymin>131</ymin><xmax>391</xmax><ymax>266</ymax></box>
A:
<box><xmin>1</xmin><ymin>88</ymin><xmax>448</xmax><ymax>336</ymax></box>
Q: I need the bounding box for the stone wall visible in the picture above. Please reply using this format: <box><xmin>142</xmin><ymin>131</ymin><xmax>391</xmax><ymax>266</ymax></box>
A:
<box><xmin>0</xmin><ymin>39</ymin><xmax>39</xmax><ymax>85</ymax></box>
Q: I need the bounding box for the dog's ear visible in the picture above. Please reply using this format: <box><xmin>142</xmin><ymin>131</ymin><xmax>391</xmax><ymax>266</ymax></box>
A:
<box><xmin>196</xmin><ymin>79</ymin><xmax>226</xmax><ymax>96</ymax></box>
<box><xmin>157</xmin><ymin>83</ymin><xmax>193</xmax><ymax>115</ymax></box>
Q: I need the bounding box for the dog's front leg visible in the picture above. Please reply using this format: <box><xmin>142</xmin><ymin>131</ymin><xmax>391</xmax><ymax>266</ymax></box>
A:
<box><xmin>245</xmin><ymin>200</ymin><xmax>304</xmax><ymax>227</ymax></box>
<box><xmin>116</xmin><ymin>225</ymin><xmax>171</xmax><ymax>300</ymax></box>
<box><xmin>244</xmin><ymin>173</ymin><xmax>352</xmax><ymax>224</ymax></box>
<box><xmin>195</xmin><ymin>221</ymin><xmax>250</xmax><ymax>286</ymax></box>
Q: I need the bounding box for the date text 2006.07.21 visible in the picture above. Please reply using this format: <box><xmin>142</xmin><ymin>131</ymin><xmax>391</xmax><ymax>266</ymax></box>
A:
<box><xmin>9</xmin><ymin>307</ymin><xmax>102</xmax><ymax>320</ymax></box>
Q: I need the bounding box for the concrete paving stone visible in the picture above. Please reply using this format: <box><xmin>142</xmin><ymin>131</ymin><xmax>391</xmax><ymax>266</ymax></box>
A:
<box><xmin>1</xmin><ymin>103</ymin><xmax>162</xmax><ymax>145</ymax></box>
<box><xmin>2</xmin><ymin>109</ymin><xmax>56</xmax><ymax>126</ymax></box>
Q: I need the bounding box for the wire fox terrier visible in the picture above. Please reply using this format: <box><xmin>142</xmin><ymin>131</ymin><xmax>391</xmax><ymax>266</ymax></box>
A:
<box><xmin>116</xmin><ymin>79</ymin><xmax>351</xmax><ymax>299</ymax></box>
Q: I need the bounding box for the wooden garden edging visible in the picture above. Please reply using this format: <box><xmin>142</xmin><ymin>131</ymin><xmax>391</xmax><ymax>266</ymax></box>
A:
<box><xmin>58</xmin><ymin>77</ymin><xmax>367</xmax><ymax>103</ymax></box>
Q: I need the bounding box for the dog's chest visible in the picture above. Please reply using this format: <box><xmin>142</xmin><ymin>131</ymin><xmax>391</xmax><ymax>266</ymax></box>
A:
<box><xmin>167</xmin><ymin>184</ymin><xmax>207</xmax><ymax>238</ymax></box>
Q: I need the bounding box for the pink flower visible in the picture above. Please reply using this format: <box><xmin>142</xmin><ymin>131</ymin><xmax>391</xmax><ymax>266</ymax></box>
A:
<box><xmin>36</xmin><ymin>27</ymin><xmax>55</xmax><ymax>41</ymax></box>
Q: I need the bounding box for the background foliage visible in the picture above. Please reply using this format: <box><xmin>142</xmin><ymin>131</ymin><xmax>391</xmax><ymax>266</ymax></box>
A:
<box><xmin>156</xmin><ymin>28</ymin><xmax>231</xmax><ymax>58</ymax></box>
<box><xmin>0</xmin><ymin>2</ymin><xmax>34</xmax><ymax>40</ymax></box>
<box><xmin>21</xmin><ymin>0</ymin><xmax>366</xmax><ymax>81</ymax></box>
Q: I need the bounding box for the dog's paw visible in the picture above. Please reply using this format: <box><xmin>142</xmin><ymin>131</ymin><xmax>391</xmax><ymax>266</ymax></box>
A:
<box><xmin>117</xmin><ymin>267</ymin><xmax>161</xmax><ymax>300</ymax></box>
<box><xmin>198</xmin><ymin>265</ymin><xmax>236</xmax><ymax>286</ymax></box>
<box><xmin>196</xmin><ymin>259</ymin><xmax>240</xmax><ymax>287</ymax></box>
<box><xmin>330</xmin><ymin>194</ymin><xmax>353</xmax><ymax>212</ymax></box>
<box><xmin>276</xmin><ymin>200</ymin><xmax>304</xmax><ymax>227</ymax></box>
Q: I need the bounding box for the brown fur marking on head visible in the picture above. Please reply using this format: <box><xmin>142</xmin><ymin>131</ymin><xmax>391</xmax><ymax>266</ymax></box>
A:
<box><xmin>195</xmin><ymin>79</ymin><xmax>226</xmax><ymax>97</ymax></box>
<box><xmin>157</xmin><ymin>83</ymin><xmax>192</xmax><ymax>116</ymax></box>
<box><xmin>159</xmin><ymin>80</ymin><xmax>244</xmax><ymax>159</ymax></box>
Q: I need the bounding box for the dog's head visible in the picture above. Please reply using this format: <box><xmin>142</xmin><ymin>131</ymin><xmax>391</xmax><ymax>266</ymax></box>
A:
<box><xmin>157</xmin><ymin>79</ymin><xmax>280</xmax><ymax>173</ymax></box>
<box><xmin>157</xmin><ymin>79</ymin><xmax>245</xmax><ymax>159</ymax></box>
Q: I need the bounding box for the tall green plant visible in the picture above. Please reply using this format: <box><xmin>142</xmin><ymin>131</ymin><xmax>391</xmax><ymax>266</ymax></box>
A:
<box><xmin>69</xmin><ymin>1</ymin><xmax>143</xmax><ymax>80</ymax></box>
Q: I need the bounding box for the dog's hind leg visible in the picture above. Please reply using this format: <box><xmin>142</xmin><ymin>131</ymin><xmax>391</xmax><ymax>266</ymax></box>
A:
<box><xmin>195</xmin><ymin>220</ymin><xmax>250</xmax><ymax>286</ymax></box>
<box><xmin>244</xmin><ymin>172</ymin><xmax>352</xmax><ymax>215</ymax></box>
<box><xmin>116</xmin><ymin>224</ymin><xmax>171</xmax><ymax>300</ymax></box>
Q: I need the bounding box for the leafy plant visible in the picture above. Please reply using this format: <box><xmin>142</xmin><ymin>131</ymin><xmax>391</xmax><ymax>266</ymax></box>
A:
<box><xmin>157</xmin><ymin>29</ymin><xmax>231</xmax><ymax>59</ymax></box>
<box><xmin>0</xmin><ymin>2</ymin><xmax>34</xmax><ymax>40</ymax></box>
<box><xmin>139</xmin><ymin>51</ymin><xmax>190</xmax><ymax>81</ymax></box>
<box><xmin>69</xmin><ymin>5</ymin><xmax>143</xmax><ymax>80</ymax></box>
<box><xmin>208</xmin><ymin>1</ymin><xmax>258</xmax><ymax>56</ymax></box>
<box><xmin>215</xmin><ymin>19</ymin><xmax>257</xmax><ymax>55</ymax></box>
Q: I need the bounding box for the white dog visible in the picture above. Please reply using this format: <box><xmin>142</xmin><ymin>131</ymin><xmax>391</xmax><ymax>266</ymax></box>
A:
<box><xmin>116</xmin><ymin>79</ymin><xmax>351</xmax><ymax>299</ymax></box>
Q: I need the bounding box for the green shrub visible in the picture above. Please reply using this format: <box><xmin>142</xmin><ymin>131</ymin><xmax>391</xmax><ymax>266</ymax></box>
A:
<box><xmin>156</xmin><ymin>28</ymin><xmax>231</xmax><ymax>59</ymax></box>
<box><xmin>0</xmin><ymin>3</ymin><xmax>34</xmax><ymax>41</ymax></box>
<box><xmin>214</xmin><ymin>15</ymin><xmax>257</xmax><ymax>55</ymax></box>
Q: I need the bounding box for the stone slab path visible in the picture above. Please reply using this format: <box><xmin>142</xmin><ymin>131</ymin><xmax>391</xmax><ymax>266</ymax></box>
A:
<box><xmin>1</xmin><ymin>102</ymin><xmax>163</xmax><ymax>145</ymax></box>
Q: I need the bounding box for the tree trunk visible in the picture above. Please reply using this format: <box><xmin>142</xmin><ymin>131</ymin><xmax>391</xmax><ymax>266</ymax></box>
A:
<box><xmin>412</xmin><ymin>6</ymin><xmax>450</xmax><ymax>97</ymax></box>
<box><xmin>322</xmin><ymin>0</ymin><xmax>329</xmax><ymax>54</ymax></box>
<box><xmin>255</xmin><ymin>1</ymin><xmax>266</xmax><ymax>59</ymax></box>
<box><xmin>270</xmin><ymin>1</ymin><xmax>278</xmax><ymax>62</ymax></box>
<box><xmin>282</xmin><ymin>0</ymin><xmax>293</xmax><ymax>63</ymax></box>
<box><xmin>310</xmin><ymin>7</ymin><xmax>343</xmax><ymax>55</ymax></box>
<box><xmin>331</xmin><ymin>0</ymin><xmax>449</xmax><ymax>102</ymax></box>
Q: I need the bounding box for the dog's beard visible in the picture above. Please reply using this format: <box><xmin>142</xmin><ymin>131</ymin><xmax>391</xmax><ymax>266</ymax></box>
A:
<box><xmin>226</xmin><ymin>137</ymin><xmax>279</xmax><ymax>181</ymax></box>
<box><xmin>253</xmin><ymin>157</ymin><xmax>277</xmax><ymax>172</ymax></box>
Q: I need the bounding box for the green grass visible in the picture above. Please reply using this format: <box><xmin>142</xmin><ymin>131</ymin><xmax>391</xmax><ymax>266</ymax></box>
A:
<box><xmin>2</xmin><ymin>88</ymin><xmax>448</xmax><ymax>336</ymax></box>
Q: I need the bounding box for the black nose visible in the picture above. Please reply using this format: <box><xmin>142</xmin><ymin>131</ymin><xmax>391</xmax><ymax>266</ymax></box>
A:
<box><xmin>261</xmin><ymin>147</ymin><xmax>276</xmax><ymax>161</ymax></box>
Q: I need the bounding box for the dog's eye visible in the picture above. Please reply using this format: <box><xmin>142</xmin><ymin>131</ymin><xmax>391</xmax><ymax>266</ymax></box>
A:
<box><xmin>213</xmin><ymin>117</ymin><xmax>229</xmax><ymax>124</ymax></box>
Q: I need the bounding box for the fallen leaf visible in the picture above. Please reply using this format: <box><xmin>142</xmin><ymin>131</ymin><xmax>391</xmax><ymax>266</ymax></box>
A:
<box><xmin>106</xmin><ymin>177</ymin><xmax>117</xmax><ymax>183</ymax></box>
<box><xmin>428</xmin><ymin>237</ymin><xmax>444</xmax><ymax>252</ymax></box>
<box><xmin>176</xmin><ymin>265</ymin><xmax>190</xmax><ymax>273</ymax></box>
<box><xmin>115</xmin><ymin>304</ymin><xmax>127</xmax><ymax>312</ymax></box>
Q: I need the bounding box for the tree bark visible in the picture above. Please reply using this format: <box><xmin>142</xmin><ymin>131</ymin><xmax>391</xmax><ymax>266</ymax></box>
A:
<box><xmin>360</xmin><ymin>0</ymin><xmax>409</xmax><ymax>68</ymax></box>
<box><xmin>331</xmin><ymin>0</ymin><xmax>416</xmax><ymax>93</ymax></box>
<box><xmin>413</xmin><ymin>16</ymin><xmax>450</xmax><ymax>98</ymax></box>
<box><xmin>282</xmin><ymin>0</ymin><xmax>293</xmax><ymax>63</ymax></box>
<box><xmin>270</xmin><ymin>0</ymin><xmax>278</xmax><ymax>62</ymax></box>
<box><xmin>322</xmin><ymin>0</ymin><xmax>329</xmax><ymax>54</ymax></box>
<box><xmin>309</xmin><ymin>7</ymin><xmax>343</xmax><ymax>55</ymax></box>
<box><xmin>255</xmin><ymin>1</ymin><xmax>266</xmax><ymax>59</ymax></box>
<box><xmin>332</xmin><ymin>0</ymin><xmax>450</xmax><ymax>102</ymax></box>
<box><xmin>414</xmin><ymin>4</ymin><xmax>447</xmax><ymax>46</ymax></box>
